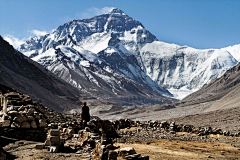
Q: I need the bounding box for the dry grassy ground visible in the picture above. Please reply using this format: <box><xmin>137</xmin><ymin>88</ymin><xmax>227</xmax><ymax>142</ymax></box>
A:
<box><xmin>116</xmin><ymin>139</ymin><xmax>240</xmax><ymax>160</ymax></box>
<box><xmin>115</xmin><ymin>128</ymin><xmax>240</xmax><ymax>160</ymax></box>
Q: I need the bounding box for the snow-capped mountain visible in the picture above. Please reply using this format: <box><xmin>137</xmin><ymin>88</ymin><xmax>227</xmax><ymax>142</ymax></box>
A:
<box><xmin>141</xmin><ymin>42</ymin><xmax>238</xmax><ymax>99</ymax></box>
<box><xmin>18</xmin><ymin>8</ymin><xmax>238</xmax><ymax>100</ymax></box>
<box><xmin>223</xmin><ymin>44</ymin><xmax>240</xmax><ymax>62</ymax></box>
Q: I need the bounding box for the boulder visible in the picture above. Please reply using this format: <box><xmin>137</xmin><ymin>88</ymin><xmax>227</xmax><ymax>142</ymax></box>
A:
<box><xmin>21</xmin><ymin>122</ymin><xmax>30</xmax><ymax>128</ymax></box>
<box><xmin>27</xmin><ymin>116</ymin><xmax>35</xmax><ymax>121</ymax></box>
<box><xmin>34</xmin><ymin>112</ymin><xmax>41</xmax><ymax>119</ymax></box>
<box><xmin>31</xmin><ymin>121</ymin><xmax>37</xmax><ymax>129</ymax></box>
<box><xmin>39</xmin><ymin>119</ymin><xmax>47</xmax><ymax>128</ymax></box>
<box><xmin>13</xmin><ymin>114</ymin><xmax>27</xmax><ymax>123</ymax></box>
<box><xmin>27</xmin><ymin>109</ymin><xmax>34</xmax><ymax>116</ymax></box>
<box><xmin>118</xmin><ymin>147</ymin><xmax>136</xmax><ymax>157</ymax></box>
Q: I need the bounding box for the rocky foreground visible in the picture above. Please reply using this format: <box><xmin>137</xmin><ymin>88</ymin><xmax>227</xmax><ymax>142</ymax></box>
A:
<box><xmin>1</xmin><ymin>119</ymin><xmax>240</xmax><ymax>160</ymax></box>
<box><xmin>0</xmin><ymin>90</ymin><xmax>240</xmax><ymax>159</ymax></box>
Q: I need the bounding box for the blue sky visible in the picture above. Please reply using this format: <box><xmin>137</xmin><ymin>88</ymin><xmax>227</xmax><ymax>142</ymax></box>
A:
<box><xmin>1</xmin><ymin>0</ymin><xmax>240</xmax><ymax>49</ymax></box>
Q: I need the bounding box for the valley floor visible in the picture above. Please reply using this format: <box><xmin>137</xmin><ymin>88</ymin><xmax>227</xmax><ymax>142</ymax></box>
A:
<box><xmin>94</xmin><ymin>101</ymin><xmax>240</xmax><ymax>134</ymax></box>
<box><xmin>1</xmin><ymin>127</ymin><xmax>240</xmax><ymax>160</ymax></box>
<box><xmin>116</xmin><ymin>127</ymin><xmax>240</xmax><ymax>160</ymax></box>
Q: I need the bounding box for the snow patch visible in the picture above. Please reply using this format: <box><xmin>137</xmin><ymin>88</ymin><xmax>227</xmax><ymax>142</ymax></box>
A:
<box><xmin>80</xmin><ymin>60</ymin><xmax>90</xmax><ymax>67</ymax></box>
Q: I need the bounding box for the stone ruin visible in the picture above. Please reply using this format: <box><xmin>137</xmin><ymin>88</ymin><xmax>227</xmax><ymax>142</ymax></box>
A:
<box><xmin>0</xmin><ymin>92</ymin><xmax>48</xmax><ymax>141</ymax></box>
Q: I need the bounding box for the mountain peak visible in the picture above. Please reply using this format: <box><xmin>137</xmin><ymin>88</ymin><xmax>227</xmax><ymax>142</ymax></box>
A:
<box><xmin>108</xmin><ymin>8</ymin><xmax>126</xmax><ymax>16</ymax></box>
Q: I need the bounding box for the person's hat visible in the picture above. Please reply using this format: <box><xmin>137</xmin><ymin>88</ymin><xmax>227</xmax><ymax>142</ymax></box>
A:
<box><xmin>83</xmin><ymin>102</ymin><xmax>86</xmax><ymax>104</ymax></box>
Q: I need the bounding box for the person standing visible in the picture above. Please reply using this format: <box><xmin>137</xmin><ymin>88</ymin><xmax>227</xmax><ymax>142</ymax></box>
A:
<box><xmin>81</xmin><ymin>102</ymin><xmax>90</xmax><ymax>122</ymax></box>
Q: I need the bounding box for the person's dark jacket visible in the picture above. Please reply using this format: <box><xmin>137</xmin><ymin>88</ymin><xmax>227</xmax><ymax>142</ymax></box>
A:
<box><xmin>81</xmin><ymin>105</ymin><xmax>90</xmax><ymax>122</ymax></box>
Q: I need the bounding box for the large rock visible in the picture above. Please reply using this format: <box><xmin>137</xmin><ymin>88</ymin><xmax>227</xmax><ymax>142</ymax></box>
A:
<box><xmin>31</xmin><ymin>121</ymin><xmax>37</xmax><ymax>129</ymax></box>
<box><xmin>21</xmin><ymin>122</ymin><xmax>30</xmax><ymax>128</ymax></box>
<box><xmin>27</xmin><ymin>116</ymin><xmax>35</xmax><ymax>121</ymax></box>
<box><xmin>27</xmin><ymin>109</ymin><xmax>34</xmax><ymax>116</ymax></box>
<box><xmin>13</xmin><ymin>114</ymin><xmax>27</xmax><ymax>123</ymax></box>
<box><xmin>118</xmin><ymin>147</ymin><xmax>136</xmax><ymax>157</ymax></box>
<box><xmin>39</xmin><ymin>119</ymin><xmax>47</xmax><ymax>128</ymax></box>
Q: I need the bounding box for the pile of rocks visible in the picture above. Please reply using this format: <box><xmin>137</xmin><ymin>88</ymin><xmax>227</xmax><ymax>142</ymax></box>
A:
<box><xmin>73</xmin><ymin>119</ymin><xmax>119</xmax><ymax>159</ymax></box>
<box><xmin>88</xmin><ymin>120</ymin><xmax>118</xmax><ymax>138</ymax></box>
<box><xmin>140</xmin><ymin>120</ymin><xmax>240</xmax><ymax>137</ymax></box>
<box><xmin>0</xmin><ymin>92</ymin><xmax>52</xmax><ymax>141</ymax></box>
<box><xmin>113</xmin><ymin>119</ymin><xmax>131</xmax><ymax>130</ymax></box>
<box><xmin>33</xmin><ymin>119</ymin><xmax>148</xmax><ymax>159</ymax></box>
<box><xmin>4</xmin><ymin>105</ymin><xmax>48</xmax><ymax>129</ymax></box>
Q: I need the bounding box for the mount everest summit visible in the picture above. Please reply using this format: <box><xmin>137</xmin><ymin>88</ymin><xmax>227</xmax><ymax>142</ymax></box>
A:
<box><xmin>18</xmin><ymin>8</ymin><xmax>239</xmax><ymax>101</ymax></box>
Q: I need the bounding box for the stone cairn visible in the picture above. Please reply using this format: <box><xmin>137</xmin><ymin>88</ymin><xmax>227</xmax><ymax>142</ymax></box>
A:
<box><xmin>0</xmin><ymin>92</ymin><xmax>49</xmax><ymax>141</ymax></box>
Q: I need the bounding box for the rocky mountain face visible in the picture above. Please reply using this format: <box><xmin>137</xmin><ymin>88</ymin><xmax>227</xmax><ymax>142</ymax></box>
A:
<box><xmin>181</xmin><ymin>61</ymin><xmax>240</xmax><ymax>111</ymax></box>
<box><xmin>0</xmin><ymin>36</ymin><xmax>91</xmax><ymax>112</ymax></box>
<box><xmin>141</xmin><ymin>43</ymin><xmax>238</xmax><ymax>99</ymax></box>
<box><xmin>18</xmin><ymin>9</ymin><xmax>177</xmax><ymax>106</ymax></box>
<box><xmin>19</xmin><ymin>8</ymin><xmax>239</xmax><ymax>100</ymax></box>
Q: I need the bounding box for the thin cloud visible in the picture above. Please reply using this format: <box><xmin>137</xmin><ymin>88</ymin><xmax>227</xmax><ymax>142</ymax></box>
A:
<box><xmin>78</xmin><ymin>7</ymin><xmax>115</xmax><ymax>19</ymax></box>
<box><xmin>3</xmin><ymin>35</ymin><xmax>26</xmax><ymax>48</ymax></box>
<box><xmin>4</xmin><ymin>29</ymin><xmax>51</xmax><ymax>49</ymax></box>
<box><xmin>30</xmin><ymin>30</ymin><xmax>48</xmax><ymax>37</ymax></box>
